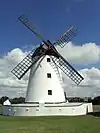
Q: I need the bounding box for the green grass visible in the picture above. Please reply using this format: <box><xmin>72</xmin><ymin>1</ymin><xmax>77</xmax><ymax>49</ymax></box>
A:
<box><xmin>0</xmin><ymin>115</ymin><xmax>100</xmax><ymax>133</ymax></box>
<box><xmin>0</xmin><ymin>105</ymin><xmax>99</xmax><ymax>133</ymax></box>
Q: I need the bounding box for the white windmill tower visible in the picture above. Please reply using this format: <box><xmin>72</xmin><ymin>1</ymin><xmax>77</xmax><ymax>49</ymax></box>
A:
<box><xmin>9</xmin><ymin>14</ymin><xmax>88</xmax><ymax>116</ymax></box>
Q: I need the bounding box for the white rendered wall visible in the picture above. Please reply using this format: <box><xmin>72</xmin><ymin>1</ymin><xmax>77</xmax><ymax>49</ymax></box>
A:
<box><xmin>3</xmin><ymin>102</ymin><xmax>92</xmax><ymax>116</ymax></box>
<box><xmin>25</xmin><ymin>55</ymin><xmax>65</xmax><ymax>103</ymax></box>
<box><xmin>84</xmin><ymin>103</ymin><xmax>93</xmax><ymax>113</ymax></box>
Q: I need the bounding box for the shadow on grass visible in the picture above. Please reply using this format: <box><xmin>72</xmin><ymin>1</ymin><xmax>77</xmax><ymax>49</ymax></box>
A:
<box><xmin>92</xmin><ymin>112</ymin><xmax>100</xmax><ymax>117</ymax></box>
<box><xmin>88</xmin><ymin>111</ymin><xmax>100</xmax><ymax>117</ymax></box>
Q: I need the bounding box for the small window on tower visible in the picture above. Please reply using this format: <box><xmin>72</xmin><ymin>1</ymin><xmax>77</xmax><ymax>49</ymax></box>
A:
<box><xmin>47</xmin><ymin>58</ymin><xmax>50</xmax><ymax>62</ymax></box>
<box><xmin>47</xmin><ymin>73</ymin><xmax>51</xmax><ymax>78</ymax></box>
<box><xmin>48</xmin><ymin>90</ymin><xmax>52</xmax><ymax>95</ymax></box>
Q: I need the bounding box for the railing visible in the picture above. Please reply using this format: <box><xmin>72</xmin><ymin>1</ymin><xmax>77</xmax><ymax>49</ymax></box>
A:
<box><xmin>49</xmin><ymin>57</ymin><xmax>63</xmax><ymax>88</ymax></box>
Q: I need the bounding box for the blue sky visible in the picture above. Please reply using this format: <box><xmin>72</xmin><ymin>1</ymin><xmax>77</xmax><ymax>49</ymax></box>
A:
<box><xmin>0</xmin><ymin>0</ymin><xmax>100</xmax><ymax>54</ymax></box>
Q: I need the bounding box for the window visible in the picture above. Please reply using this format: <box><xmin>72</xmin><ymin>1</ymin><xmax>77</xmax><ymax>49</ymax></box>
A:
<box><xmin>47</xmin><ymin>73</ymin><xmax>51</xmax><ymax>78</ymax></box>
<box><xmin>47</xmin><ymin>58</ymin><xmax>50</xmax><ymax>62</ymax></box>
<box><xmin>48</xmin><ymin>90</ymin><xmax>52</xmax><ymax>95</ymax></box>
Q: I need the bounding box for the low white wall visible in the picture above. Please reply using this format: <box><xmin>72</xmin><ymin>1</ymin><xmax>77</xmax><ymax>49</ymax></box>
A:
<box><xmin>36</xmin><ymin>103</ymin><xmax>87</xmax><ymax>116</ymax></box>
<box><xmin>2</xmin><ymin>102</ymin><xmax>93</xmax><ymax>116</ymax></box>
<box><xmin>84</xmin><ymin>103</ymin><xmax>93</xmax><ymax>113</ymax></box>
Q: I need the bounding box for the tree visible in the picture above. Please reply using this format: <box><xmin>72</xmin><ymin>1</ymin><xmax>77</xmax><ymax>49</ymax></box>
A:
<box><xmin>0</xmin><ymin>96</ymin><xmax>9</xmax><ymax>104</ymax></box>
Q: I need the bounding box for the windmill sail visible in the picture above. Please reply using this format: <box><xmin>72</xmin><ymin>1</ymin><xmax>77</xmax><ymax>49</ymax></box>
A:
<box><xmin>13</xmin><ymin>14</ymin><xmax>83</xmax><ymax>84</ymax></box>
<box><xmin>11</xmin><ymin>48</ymin><xmax>44</xmax><ymax>80</ymax></box>
<box><xmin>54</xmin><ymin>26</ymin><xmax>77</xmax><ymax>48</ymax></box>
<box><xmin>18</xmin><ymin>14</ymin><xmax>45</xmax><ymax>42</ymax></box>
<box><xmin>51</xmin><ymin>55</ymin><xmax>84</xmax><ymax>85</ymax></box>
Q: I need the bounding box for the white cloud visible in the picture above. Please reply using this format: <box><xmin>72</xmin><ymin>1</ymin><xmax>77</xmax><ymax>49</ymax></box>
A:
<box><xmin>0</xmin><ymin>42</ymin><xmax>100</xmax><ymax>98</ymax></box>
<box><xmin>0</xmin><ymin>48</ymin><xmax>29</xmax><ymax>98</ymax></box>
<box><xmin>63</xmin><ymin>67</ymin><xmax>100</xmax><ymax>97</ymax></box>
<box><xmin>56</xmin><ymin>42</ymin><xmax>100</xmax><ymax>64</ymax></box>
<box><xmin>5</xmin><ymin>48</ymin><xmax>28</xmax><ymax>65</ymax></box>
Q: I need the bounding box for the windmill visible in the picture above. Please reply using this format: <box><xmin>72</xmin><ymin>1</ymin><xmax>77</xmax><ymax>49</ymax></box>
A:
<box><xmin>11</xmin><ymin>14</ymin><xmax>84</xmax><ymax>103</ymax></box>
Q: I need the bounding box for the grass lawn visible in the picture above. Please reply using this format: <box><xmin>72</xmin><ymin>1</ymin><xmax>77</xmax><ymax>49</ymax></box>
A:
<box><xmin>0</xmin><ymin>115</ymin><xmax>100</xmax><ymax>133</ymax></box>
<box><xmin>0</xmin><ymin>105</ymin><xmax>99</xmax><ymax>133</ymax></box>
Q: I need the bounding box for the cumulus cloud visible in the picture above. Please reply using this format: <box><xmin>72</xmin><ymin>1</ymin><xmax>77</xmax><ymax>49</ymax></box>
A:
<box><xmin>0</xmin><ymin>48</ymin><xmax>29</xmax><ymax>98</ymax></box>
<box><xmin>63</xmin><ymin>67</ymin><xmax>100</xmax><ymax>97</ymax></box>
<box><xmin>56</xmin><ymin>42</ymin><xmax>100</xmax><ymax>64</ymax></box>
<box><xmin>0</xmin><ymin>42</ymin><xmax>100</xmax><ymax>98</ymax></box>
<box><xmin>56</xmin><ymin>42</ymin><xmax>100</xmax><ymax>97</ymax></box>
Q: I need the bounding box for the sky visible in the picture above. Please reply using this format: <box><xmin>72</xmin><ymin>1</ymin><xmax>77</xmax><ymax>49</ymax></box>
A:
<box><xmin>0</xmin><ymin>0</ymin><xmax>100</xmax><ymax>53</ymax></box>
<box><xmin>0</xmin><ymin>0</ymin><xmax>100</xmax><ymax>98</ymax></box>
